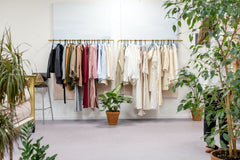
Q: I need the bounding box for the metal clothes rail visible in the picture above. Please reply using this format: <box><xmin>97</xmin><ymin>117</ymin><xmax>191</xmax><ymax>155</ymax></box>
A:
<box><xmin>117</xmin><ymin>39</ymin><xmax>183</xmax><ymax>42</ymax></box>
<box><xmin>48</xmin><ymin>39</ymin><xmax>114</xmax><ymax>42</ymax></box>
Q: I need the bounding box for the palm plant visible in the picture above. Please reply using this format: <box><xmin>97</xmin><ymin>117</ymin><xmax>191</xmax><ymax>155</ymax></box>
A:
<box><xmin>0</xmin><ymin>28</ymin><xmax>28</xmax><ymax>160</ymax></box>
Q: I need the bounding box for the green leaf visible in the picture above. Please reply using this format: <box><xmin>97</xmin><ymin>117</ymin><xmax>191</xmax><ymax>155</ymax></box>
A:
<box><xmin>177</xmin><ymin>104</ymin><xmax>184</xmax><ymax>112</ymax></box>
<box><xmin>172</xmin><ymin>25</ymin><xmax>177</xmax><ymax>32</ymax></box>
<box><xmin>237</xmin><ymin>130</ymin><xmax>240</xmax><ymax>137</ymax></box>
<box><xmin>220</xmin><ymin>140</ymin><xmax>227</xmax><ymax>151</ymax></box>
<box><xmin>189</xmin><ymin>34</ymin><xmax>193</xmax><ymax>42</ymax></box>
<box><xmin>178</xmin><ymin>21</ymin><xmax>182</xmax><ymax>27</ymax></box>
<box><xmin>222</xmin><ymin>133</ymin><xmax>230</xmax><ymax>142</ymax></box>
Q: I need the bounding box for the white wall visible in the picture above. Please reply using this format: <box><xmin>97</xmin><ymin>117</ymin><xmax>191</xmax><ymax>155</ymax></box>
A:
<box><xmin>0</xmin><ymin>0</ymin><xmax>193</xmax><ymax>120</ymax></box>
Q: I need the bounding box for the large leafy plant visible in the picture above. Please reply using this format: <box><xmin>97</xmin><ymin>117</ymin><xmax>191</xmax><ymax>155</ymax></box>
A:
<box><xmin>19</xmin><ymin>122</ymin><xmax>57</xmax><ymax>160</ymax></box>
<box><xmin>0</xmin><ymin>28</ymin><xmax>28</xmax><ymax>160</ymax></box>
<box><xmin>172</xmin><ymin>67</ymin><xmax>204</xmax><ymax>117</ymax></box>
<box><xmin>98</xmin><ymin>85</ymin><xmax>133</xmax><ymax>112</ymax></box>
<box><xmin>164</xmin><ymin>0</ymin><xmax>240</xmax><ymax>158</ymax></box>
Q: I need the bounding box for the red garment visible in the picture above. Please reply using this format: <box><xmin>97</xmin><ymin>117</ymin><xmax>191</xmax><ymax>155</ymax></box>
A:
<box><xmin>83</xmin><ymin>44</ymin><xmax>89</xmax><ymax>108</ymax></box>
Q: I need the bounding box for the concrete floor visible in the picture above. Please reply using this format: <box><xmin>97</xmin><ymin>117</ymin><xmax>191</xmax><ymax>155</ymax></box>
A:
<box><xmin>7</xmin><ymin>119</ymin><xmax>239</xmax><ymax>160</ymax></box>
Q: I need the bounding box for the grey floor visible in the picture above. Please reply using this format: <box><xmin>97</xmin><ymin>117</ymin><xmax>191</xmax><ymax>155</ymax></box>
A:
<box><xmin>8</xmin><ymin>119</ymin><xmax>239</xmax><ymax>160</ymax></box>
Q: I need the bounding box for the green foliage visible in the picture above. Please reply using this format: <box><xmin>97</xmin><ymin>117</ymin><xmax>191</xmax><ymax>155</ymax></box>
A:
<box><xmin>98</xmin><ymin>84</ymin><xmax>133</xmax><ymax>112</ymax></box>
<box><xmin>19</xmin><ymin>122</ymin><xmax>57</xmax><ymax>160</ymax></box>
<box><xmin>171</xmin><ymin>67</ymin><xmax>204</xmax><ymax>117</ymax></box>
<box><xmin>0</xmin><ymin>111</ymin><xmax>19</xmax><ymax>159</ymax></box>
<box><xmin>0</xmin><ymin>28</ymin><xmax>30</xmax><ymax>160</ymax></box>
<box><xmin>164</xmin><ymin>0</ymin><xmax>240</xmax><ymax>157</ymax></box>
<box><xmin>0</xmin><ymin>28</ymin><xmax>28</xmax><ymax>107</ymax></box>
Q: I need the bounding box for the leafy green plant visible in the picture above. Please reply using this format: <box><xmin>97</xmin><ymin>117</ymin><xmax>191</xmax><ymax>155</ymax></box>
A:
<box><xmin>172</xmin><ymin>67</ymin><xmax>204</xmax><ymax>117</ymax></box>
<box><xmin>164</xmin><ymin>0</ymin><xmax>240</xmax><ymax>158</ymax></box>
<box><xmin>0</xmin><ymin>111</ymin><xmax>19</xmax><ymax>160</ymax></box>
<box><xmin>98</xmin><ymin>85</ymin><xmax>133</xmax><ymax>112</ymax></box>
<box><xmin>0</xmin><ymin>28</ymin><xmax>28</xmax><ymax>160</ymax></box>
<box><xmin>19</xmin><ymin>122</ymin><xmax>57</xmax><ymax>160</ymax></box>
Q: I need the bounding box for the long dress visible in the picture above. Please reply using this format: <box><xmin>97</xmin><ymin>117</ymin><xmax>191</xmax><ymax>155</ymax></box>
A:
<box><xmin>149</xmin><ymin>47</ymin><xmax>158</xmax><ymax>110</ymax></box>
<box><xmin>157</xmin><ymin>46</ymin><xmax>163</xmax><ymax>106</ymax></box>
<box><xmin>132</xmin><ymin>45</ymin><xmax>142</xmax><ymax>110</ymax></box>
<box><xmin>88</xmin><ymin>44</ymin><xmax>98</xmax><ymax>109</ymax></box>
<box><xmin>83</xmin><ymin>44</ymin><xmax>89</xmax><ymax>108</ymax></box>
<box><xmin>162</xmin><ymin>45</ymin><xmax>170</xmax><ymax>90</ymax></box>
<box><xmin>142</xmin><ymin>50</ymin><xmax>150</xmax><ymax>110</ymax></box>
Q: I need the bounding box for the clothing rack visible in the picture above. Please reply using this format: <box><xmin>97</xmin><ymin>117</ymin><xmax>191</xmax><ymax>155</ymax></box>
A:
<box><xmin>118</xmin><ymin>39</ymin><xmax>182</xmax><ymax>42</ymax></box>
<box><xmin>48</xmin><ymin>39</ymin><xmax>114</xmax><ymax>42</ymax></box>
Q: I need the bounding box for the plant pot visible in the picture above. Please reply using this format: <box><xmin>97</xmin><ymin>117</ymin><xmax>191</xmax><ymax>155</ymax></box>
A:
<box><xmin>210</xmin><ymin>149</ymin><xmax>240</xmax><ymax>160</ymax></box>
<box><xmin>106</xmin><ymin>111</ymin><xmax>120</xmax><ymax>125</ymax></box>
<box><xmin>190</xmin><ymin>108</ymin><xmax>203</xmax><ymax>121</ymax></box>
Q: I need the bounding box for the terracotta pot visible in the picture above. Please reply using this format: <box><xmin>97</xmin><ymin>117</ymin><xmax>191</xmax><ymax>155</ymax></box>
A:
<box><xmin>190</xmin><ymin>108</ymin><xmax>203</xmax><ymax>121</ymax></box>
<box><xmin>210</xmin><ymin>149</ymin><xmax>240</xmax><ymax>160</ymax></box>
<box><xmin>106</xmin><ymin>111</ymin><xmax>120</xmax><ymax>125</ymax></box>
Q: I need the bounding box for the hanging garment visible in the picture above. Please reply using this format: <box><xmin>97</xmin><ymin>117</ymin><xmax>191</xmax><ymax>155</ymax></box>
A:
<box><xmin>135</xmin><ymin>46</ymin><xmax>146</xmax><ymax>116</ymax></box>
<box><xmin>162</xmin><ymin>45</ymin><xmax>170</xmax><ymax>90</ymax></box>
<box><xmin>74</xmin><ymin>44</ymin><xmax>84</xmax><ymax>111</ymax></box>
<box><xmin>76</xmin><ymin>44</ymin><xmax>83</xmax><ymax>87</ymax></box>
<box><xmin>47</xmin><ymin>46</ymin><xmax>56</xmax><ymax>78</ymax></box>
<box><xmin>168</xmin><ymin>45</ymin><xmax>175</xmax><ymax>85</ymax></box>
<box><xmin>97</xmin><ymin>44</ymin><xmax>107</xmax><ymax>84</ymax></box>
<box><xmin>132</xmin><ymin>45</ymin><xmax>142</xmax><ymax>110</ymax></box>
<box><xmin>123</xmin><ymin>44</ymin><xmax>129</xmax><ymax>85</ymax></box>
<box><xmin>106</xmin><ymin>44</ymin><xmax>114</xmax><ymax>81</ymax></box>
<box><xmin>88</xmin><ymin>44</ymin><xmax>98</xmax><ymax>109</ymax></box>
<box><xmin>70</xmin><ymin>44</ymin><xmax>77</xmax><ymax>81</ymax></box>
<box><xmin>169</xmin><ymin>43</ymin><xmax>179</xmax><ymax>85</ymax></box>
<box><xmin>142</xmin><ymin>50</ymin><xmax>150</xmax><ymax>110</ymax></box>
<box><xmin>47</xmin><ymin>43</ymin><xmax>66</xmax><ymax>103</ymax></box>
<box><xmin>54</xmin><ymin>44</ymin><xmax>66</xmax><ymax>104</ymax></box>
<box><xmin>149</xmin><ymin>47</ymin><xmax>158</xmax><ymax>110</ymax></box>
<box><xmin>123</xmin><ymin>44</ymin><xmax>140</xmax><ymax>85</ymax></box>
<box><xmin>62</xmin><ymin>45</ymin><xmax>67</xmax><ymax>81</ymax></box>
<box><xmin>115</xmin><ymin>43</ymin><xmax>125</xmax><ymax>86</ymax></box>
<box><xmin>53</xmin><ymin>44</ymin><xmax>64</xmax><ymax>84</ymax></box>
<box><xmin>147</xmin><ymin>48</ymin><xmax>154</xmax><ymax>92</ymax></box>
<box><xmin>83</xmin><ymin>44</ymin><xmax>89</xmax><ymax>108</ymax></box>
<box><xmin>66</xmin><ymin>44</ymin><xmax>75</xmax><ymax>91</ymax></box>
<box><xmin>157</xmin><ymin>45</ymin><xmax>163</xmax><ymax>106</ymax></box>
<box><xmin>62</xmin><ymin>44</ymin><xmax>67</xmax><ymax>103</ymax></box>
<box><xmin>75</xmin><ymin>85</ymin><xmax>82</xmax><ymax>112</ymax></box>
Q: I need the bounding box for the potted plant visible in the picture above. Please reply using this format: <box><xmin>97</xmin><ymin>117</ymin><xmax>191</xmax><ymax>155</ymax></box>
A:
<box><xmin>172</xmin><ymin>67</ymin><xmax>204</xmax><ymax>121</ymax></box>
<box><xmin>164</xmin><ymin>0</ymin><xmax>240</xmax><ymax>159</ymax></box>
<box><xmin>0</xmin><ymin>28</ymin><xmax>28</xmax><ymax>160</ymax></box>
<box><xmin>98</xmin><ymin>84</ymin><xmax>132</xmax><ymax>125</ymax></box>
